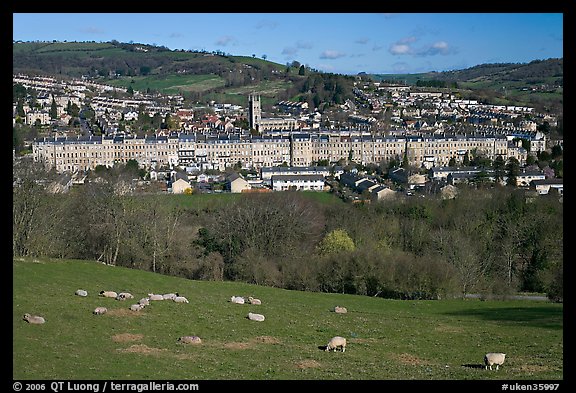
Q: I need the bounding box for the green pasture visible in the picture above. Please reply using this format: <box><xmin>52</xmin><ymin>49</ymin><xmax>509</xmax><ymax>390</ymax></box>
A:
<box><xmin>13</xmin><ymin>257</ymin><xmax>563</xmax><ymax>380</ymax></box>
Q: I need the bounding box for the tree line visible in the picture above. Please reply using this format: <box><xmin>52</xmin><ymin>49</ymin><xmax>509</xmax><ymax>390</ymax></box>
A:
<box><xmin>13</xmin><ymin>158</ymin><xmax>563</xmax><ymax>302</ymax></box>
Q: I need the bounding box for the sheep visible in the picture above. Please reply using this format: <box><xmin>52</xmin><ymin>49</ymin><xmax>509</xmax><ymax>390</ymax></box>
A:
<box><xmin>99</xmin><ymin>291</ymin><xmax>118</xmax><ymax>298</ymax></box>
<box><xmin>173</xmin><ymin>296</ymin><xmax>189</xmax><ymax>303</ymax></box>
<box><xmin>325</xmin><ymin>336</ymin><xmax>347</xmax><ymax>352</ymax></box>
<box><xmin>247</xmin><ymin>296</ymin><xmax>262</xmax><ymax>305</ymax></box>
<box><xmin>93</xmin><ymin>307</ymin><xmax>108</xmax><ymax>315</ymax></box>
<box><xmin>230</xmin><ymin>296</ymin><xmax>245</xmax><ymax>304</ymax></box>
<box><xmin>162</xmin><ymin>293</ymin><xmax>179</xmax><ymax>300</ymax></box>
<box><xmin>138</xmin><ymin>297</ymin><xmax>150</xmax><ymax>306</ymax></box>
<box><xmin>129</xmin><ymin>304</ymin><xmax>145</xmax><ymax>311</ymax></box>
<box><xmin>117</xmin><ymin>292</ymin><xmax>134</xmax><ymax>300</ymax></box>
<box><xmin>23</xmin><ymin>313</ymin><xmax>45</xmax><ymax>324</ymax></box>
<box><xmin>333</xmin><ymin>306</ymin><xmax>347</xmax><ymax>314</ymax></box>
<box><xmin>484</xmin><ymin>353</ymin><xmax>506</xmax><ymax>370</ymax></box>
<box><xmin>148</xmin><ymin>293</ymin><xmax>164</xmax><ymax>301</ymax></box>
<box><xmin>247</xmin><ymin>312</ymin><xmax>265</xmax><ymax>322</ymax></box>
<box><xmin>178</xmin><ymin>336</ymin><xmax>202</xmax><ymax>344</ymax></box>
<box><xmin>75</xmin><ymin>289</ymin><xmax>88</xmax><ymax>297</ymax></box>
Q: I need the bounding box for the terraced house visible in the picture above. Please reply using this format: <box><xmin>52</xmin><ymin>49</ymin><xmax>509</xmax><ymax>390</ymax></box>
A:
<box><xmin>32</xmin><ymin>131</ymin><xmax>538</xmax><ymax>173</ymax></box>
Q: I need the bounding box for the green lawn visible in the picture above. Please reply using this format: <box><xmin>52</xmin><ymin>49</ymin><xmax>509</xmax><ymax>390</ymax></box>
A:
<box><xmin>13</xmin><ymin>257</ymin><xmax>563</xmax><ymax>380</ymax></box>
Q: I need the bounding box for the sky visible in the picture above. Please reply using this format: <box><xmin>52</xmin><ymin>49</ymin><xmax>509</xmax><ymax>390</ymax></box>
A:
<box><xmin>12</xmin><ymin>13</ymin><xmax>564</xmax><ymax>75</ymax></box>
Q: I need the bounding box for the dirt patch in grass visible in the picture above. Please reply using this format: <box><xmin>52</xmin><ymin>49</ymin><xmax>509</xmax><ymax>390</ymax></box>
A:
<box><xmin>254</xmin><ymin>336</ymin><xmax>281</xmax><ymax>344</ymax></box>
<box><xmin>117</xmin><ymin>344</ymin><xmax>167</xmax><ymax>355</ymax></box>
<box><xmin>219</xmin><ymin>336</ymin><xmax>281</xmax><ymax>350</ymax></box>
<box><xmin>514</xmin><ymin>364</ymin><xmax>552</xmax><ymax>373</ymax></box>
<box><xmin>112</xmin><ymin>333</ymin><xmax>144</xmax><ymax>343</ymax></box>
<box><xmin>223</xmin><ymin>342</ymin><xmax>252</xmax><ymax>350</ymax></box>
<box><xmin>391</xmin><ymin>353</ymin><xmax>431</xmax><ymax>366</ymax></box>
<box><xmin>295</xmin><ymin>359</ymin><xmax>321</xmax><ymax>369</ymax></box>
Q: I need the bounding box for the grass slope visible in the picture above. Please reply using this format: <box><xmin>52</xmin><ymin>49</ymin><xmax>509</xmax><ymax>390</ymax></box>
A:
<box><xmin>13</xmin><ymin>257</ymin><xmax>563</xmax><ymax>380</ymax></box>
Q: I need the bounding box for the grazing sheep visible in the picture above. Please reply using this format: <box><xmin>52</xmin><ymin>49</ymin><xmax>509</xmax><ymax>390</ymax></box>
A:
<box><xmin>333</xmin><ymin>306</ymin><xmax>347</xmax><ymax>314</ymax></box>
<box><xmin>129</xmin><ymin>304</ymin><xmax>145</xmax><ymax>311</ymax></box>
<box><xmin>23</xmin><ymin>313</ymin><xmax>45</xmax><ymax>324</ymax></box>
<box><xmin>99</xmin><ymin>291</ymin><xmax>118</xmax><ymax>298</ymax></box>
<box><xmin>163</xmin><ymin>293</ymin><xmax>179</xmax><ymax>300</ymax></box>
<box><xmin>247</xmin><ymin>312</ymin><xmax>265</xmax><ymax>322</ymax></box>
<box><xmin>178</xmin><ymin>336</ymin><xmax>202</xmax><ymax>344</ymax></box>
<box><xmin>93</xmin><ymin>307</ymin><xmax>108</xmax><ymax>315</ymax></box>
<box><xmin>325</xmin><ymin>336</ymin><xmax>347</xmax><ymax>352</ymax></box>
<box><xmin>484</xmin><ymin>353</ymin><xmax>506</xmax><ymax>370</ymax></box>
<box><xmin>75</xmin><ymin>289</ymin><xmax>88</xmax><ymax>297</ymax></box>
<box><xmin>173</xmin><ymin>296</ymin><xmax>189</xmax><ymax>303</ymax></box>
<box><xmin>148</xmin><ymin>293</ymin><xmax>164</xmax><ymax>301</ymax></box>
<box><xmin>138</xmin><ymin>297</ymin><xmax>150</xmax><ymax>306</ymax></box>
<box><xmin>230</xmin><ymin>296</ymin><xmax>245</xmax><ymax>304</ymax></box>
<box><xmin>117</xmin><ymin>292</ymin><xmax>134</xmax><ymax>300</ymax></box>
<box><xmin>247</xmin><ymin>296</ymin><xmax>262</xmax><ymax>305</ymax></box>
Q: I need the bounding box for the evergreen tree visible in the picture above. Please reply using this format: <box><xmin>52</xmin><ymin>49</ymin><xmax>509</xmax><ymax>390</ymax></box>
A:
<box><xmin>50</xmin><ymin>97</ymin><xmax>58</xmax><ymax>119</ymax></box>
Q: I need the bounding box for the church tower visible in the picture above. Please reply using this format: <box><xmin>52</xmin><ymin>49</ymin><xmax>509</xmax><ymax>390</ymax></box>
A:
<box><xmin>248</xmin><ymin>93</ymin><xmax>261</xmax><ymax>131</ymax></box>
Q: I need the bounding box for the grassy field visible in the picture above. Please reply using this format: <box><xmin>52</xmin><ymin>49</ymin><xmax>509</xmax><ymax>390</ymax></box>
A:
<box><xmin>107</xmin><ymin>74</ymin><xmax>226</xmax><ymax>94</ymax></box>
<box><xmin>13</xmin><ymin>257</ymin><xmax>563</xmax><ymax>381</ymax></box>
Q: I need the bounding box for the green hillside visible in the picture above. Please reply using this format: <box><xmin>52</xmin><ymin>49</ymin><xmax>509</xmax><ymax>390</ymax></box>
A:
<box><xmin>14</xmin><ymin>257</ymin><xmax>563</xmax><ymax>380</ymax></box>
<box><xmin>370</xmin><ymin>59</ymin><xmax>563</xmax><ymax>113</ymax></box>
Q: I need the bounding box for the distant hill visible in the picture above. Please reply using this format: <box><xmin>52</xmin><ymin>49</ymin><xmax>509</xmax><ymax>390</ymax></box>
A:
<box><xmin>12</xmin><ymin>40</ymin><xmax>356</xmax><ymax>108</ymax></box>
<box><xmin>370</xmin><ymin>58</ymin><xmax>563</xmax><ymax>113</ymax></box>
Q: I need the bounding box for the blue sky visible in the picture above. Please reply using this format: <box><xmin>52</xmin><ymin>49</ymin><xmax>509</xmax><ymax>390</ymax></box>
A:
<box><xmin>13</xmin><ymin>13</ymin><xmax>563</xmax><ymax>75</ymax></box>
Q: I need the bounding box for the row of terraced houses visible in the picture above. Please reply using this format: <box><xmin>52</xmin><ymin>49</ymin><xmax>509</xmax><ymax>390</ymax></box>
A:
<box><xmin>32</xmin><ymin>130</ymin><xmax>544</xmax><ymax>173</ymax></box>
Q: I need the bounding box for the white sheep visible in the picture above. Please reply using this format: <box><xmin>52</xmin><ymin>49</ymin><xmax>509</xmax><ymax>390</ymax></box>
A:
<box><xmin>325</xmin><ymin>336</ymin><xmax>347</xmax><ymax>352</ymax></box>
<box><xmin>117</xmin><ymin>292</ymin><xmax>134</xmax><ymax>300</ymax></box>
<box><xmin>162</xmin><ymin>293</ymin><xmax>178</xmax><ymax>300</ymax></box>
<box><xmin>247</xmin><ymin>312</ymin><xmax>265</xmax><ymax>322</ymax></box>
<box><xmin>99</xmin><ymin>290</ymin><xmax>118</xmax><ymax>298</ymax></box>
<box><xmin>148</xmin><ymin>293</ymin><xmax>164</xmax><ymax>301</ymax></box>
<box><xmin>23</xmin><ymin>313</ymin><xmax>45</xmax><ymax>324</ymax></box>
<box><xmin>484</xmin><ymin>353</ymin><xmax>506</xmax><ymax>370</ymax></box>
<box><xmin>75</xmin><ymin>289</ymin><xmax>88</xmax><ymax>297</ymax></box>
<box><xmin>230</xmin><ymin>296</ymin><xmax>245</xmax><ymax>304</ymax></box>
<box><xmin>138</xmin><ymin>297</ymin><xmax>150</xmax><ymax>306</ymax></box>
<box><xmin>129</xmin><ymin>304</ymin><xmax>145</xmax><ymax>311</ymax></box>
<box><xmin>247</xmin><ymin>296</ymin><xmax>261</xmax><ymax>305</ymax></box>
<box><xmin>178</xmin><ymin>336</ymin><xmax>202</xmax><ymax>344</ymax></box>
<box><xmin>93</xmin><ymin>307</ymin><xmax>108</xmax><ymax>315</ymax></box>
<box><xmin>173</xmin><ymin>296</ymin><xmax>189</xmax><ymax>303</ymax></box>
<box><xmin>333</xmin><ymin>306</ymin><xmax>347</xmax><ymax>314</ymax></box>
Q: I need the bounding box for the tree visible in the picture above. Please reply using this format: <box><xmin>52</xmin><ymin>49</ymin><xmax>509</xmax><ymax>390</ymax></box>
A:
<box><xmin>505</xmin><ymin>157</ymin><xmax>520</xmax><ymax>187</ymax></box>
<box><xmin>298</xmin><ymin>65</ymin><xmax>306</xmax><ymax>76</ymax></box>
<box><xmin>49</xmin><ymin>97</ymin><xmax>58</xmax><ymax>119</ymax></box>
<box><xmin>463</xmin><ymin>151</ymin><xmax>470</xmax><ymax>166</ymax></box>
<box><xmin>317</xmin><ymin>229</ymin><xmax>355</xmax><ymax>255</ymax></box>
<box><xmin>127</xmin><ymin>85</ymin><xmax>134</xmax><ymax>96</ymax></box>
<box><xmin>493</xmin><ymin>155</ymin><xmax>506</xmax><ymax>184</ymax></box>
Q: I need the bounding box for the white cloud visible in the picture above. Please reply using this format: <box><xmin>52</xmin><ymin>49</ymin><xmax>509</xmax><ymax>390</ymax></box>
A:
<box><xmin>389</xmin><ymin>44</ymin><xmax>411</xmax><ymax>55</ymax></box>
<box><xmin>319</xmin><ymin>50</ymin><xmax>346</xmax><ymax>59</ymax></box>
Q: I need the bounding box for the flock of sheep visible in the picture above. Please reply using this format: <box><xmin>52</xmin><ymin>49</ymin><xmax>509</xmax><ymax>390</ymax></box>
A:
<box><xmin>22</xmin><ymin>290</ymin><xmax>507</xmax><ymax>371</ymax></box>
